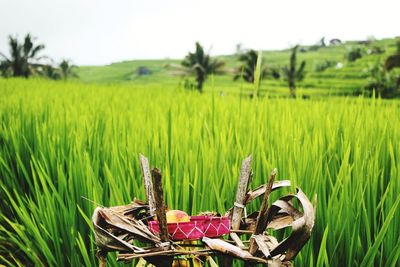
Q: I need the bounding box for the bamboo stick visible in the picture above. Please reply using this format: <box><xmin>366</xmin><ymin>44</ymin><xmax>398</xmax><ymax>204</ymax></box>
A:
<box><xmin>225</xmin><ymin>155</ymin><xmax>252</xmax><ymax>266</ymax></box>
<box><xmin>231</xmin><ymin>155</ymin><xmax>252</xmax><ymax>230</ymax></box>
<box><xmin>139</xmin><ymin>154</ymin><xmax>155</xmax><ymax>217</ymax></box>
<box><xmin>151</xmin><ymin>168</ymin><xmax>169</xmax><ymax>243</ymax></box>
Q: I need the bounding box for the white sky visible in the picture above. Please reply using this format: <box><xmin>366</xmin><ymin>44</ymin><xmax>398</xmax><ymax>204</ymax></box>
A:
<box><xmin>0</xmin><ymin>0</ymin><xmax>398</xmax><ymax>65</ymax></box>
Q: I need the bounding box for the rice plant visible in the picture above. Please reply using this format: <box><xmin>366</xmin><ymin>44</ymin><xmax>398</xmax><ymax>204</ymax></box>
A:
<box><xmin>0</xmin><ymin>78</ymin><xmax>399</xmax><ymax>266</ymax></box>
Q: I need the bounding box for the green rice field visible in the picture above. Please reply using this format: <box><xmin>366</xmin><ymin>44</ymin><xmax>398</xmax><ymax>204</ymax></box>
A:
<box><xmin>76</xmin><ymin>38</ymin><xmax>400</xmax><ymax>98</ymax></box>
<box><xmin>0</xmin><ymin>78</ymin><xmax>400</xmax><ymax>266</ymax></box>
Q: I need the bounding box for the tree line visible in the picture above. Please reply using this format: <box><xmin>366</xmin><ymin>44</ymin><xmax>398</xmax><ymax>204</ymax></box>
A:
<box><xmin>1</xmin><ymin>33</ymin><xmax>399</xmax><ymax>98</ymax></box>
<box><xmin>0</xmin><ymin>34</ymin><xmax>77</xmax><ymax>80</ymax></box>
<box><xmin>180</xmin><ymin>40</ymin><xmax>400</xmax><ymax>98</ymax></box>
<box><xmin>0</xmin><ymin>34</ymin><xmax>304</xmax><ymax>97</ymax></box>
<box><xmin>178</xmin><ymin>42</ymin><xmax>305</xmax><ymax>98</ymax></box>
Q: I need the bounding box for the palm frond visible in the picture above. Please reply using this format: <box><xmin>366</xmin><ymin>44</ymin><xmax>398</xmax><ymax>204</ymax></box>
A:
<box><xmin>233</xmin><ymin>49</ymin><xmax>260</xmax><ymax>83</ymax></box>
<box><xmin>296</xmin><ymin>61</ymin><xmax>306</xmax><ymax>81</ymax></box>
<box><xmin>180</xmin><ymin>42</ymin><xmax>225</xmax><ymax>92</ymax></box>
<box><xmin>30</xmin><ymin>44</ymin><xmax>45</xmax><ymax>58</ymax></box>
<box><xmin>0</xmin><ymin>52</ymin><xmax>10</xmax><ymax>61</ymax></box>
<box><xmin>23</xmin><ymin>34</ymin><xmax>34</xmax><ymax>57</ymax></box>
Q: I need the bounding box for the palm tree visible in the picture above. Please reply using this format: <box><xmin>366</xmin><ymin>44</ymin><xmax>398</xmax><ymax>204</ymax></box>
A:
<box><xmin>378</xmin><ymin>39</ymin><xmax>400</xmax><ymax>97</ymax></box>
<box><xmin>365</xmin><ymin>62</ymin><xmax>399</xmax><ymax>98</ymax></box>
<box><xmin>0</xmin><ymin>34</ymin><xmax>45</xmax><ymax>78</ymax></box>
<box><xmin>346</xmin><ymin>47</ymin><xmax>363</xmax><ymax>62</ymax></box>
<box><xmin>59</xmin><ymin>59</ymin><xmax>78</xmax><ymax>80</ymax></box>
<box><xmin>41</xmin><ymin>64</ymin><xmax>61</xmax><ymax>80</ymax></box>
<box><xmin>233</xmin><ymin>49</ymin><xmax>266</xmax><ymax>83</ymax></box>
<box><xmin>384</xmin><ymin>54</ymin><xmax>400</xmax><ymax>71</ymax></box>
<box><xmin>282</xmin><ymin>45</ymin><xmax>306</xmax><ymax>98</ymax></box>
<box><xmin>181</xmin><ymin>42</ymin><xmax>224</xmax><ymax>92</ymax></box>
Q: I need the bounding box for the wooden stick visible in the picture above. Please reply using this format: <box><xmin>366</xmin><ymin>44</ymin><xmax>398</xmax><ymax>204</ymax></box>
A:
<box><xmin>225</xmin><ymin>155</ymin><xmax>252</xmax><ymax>266</ymax></box>
<box><xmin>249</xmin><ymin>168</ymin><xmax>277</xmax><ymax>255</ymax></box>
<box><xmin>118</xmin><ymin>249</ymin><xmax>214</xmax><ymax>260</ymax></box>
<box><xmin>151</xmin><ymin>168</ymin><xmax>169</xmax><ymax>243</ymax></box>
<box><xmin>139</xmin><ymin>154</ymin><xmax>155</xmax><ymax>217</ymax></box>
<box><xmin>230</xmin><ymin>232</ymin><xmax>246</xmax><ymax>249</ymax></box>
<box><xmin>231</xmin><ymin>229</ymin><xmax>254</xmax><ymax>235</ymax></box>
<box><xmin>253</xmin><ymin>234</ymin><xmax>271</xmax><ymax>259</ymax></box>
<box><xmin>231</xmin><ymin>155</ymin><xmax>252</xmax><ymax>230</ymax></box>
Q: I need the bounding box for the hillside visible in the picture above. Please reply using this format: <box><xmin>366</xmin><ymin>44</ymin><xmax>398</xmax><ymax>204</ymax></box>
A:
<box><xmin>76</xmin><ymin>38</ymin><xmax>399</xmax><ymax>96</ymax></box>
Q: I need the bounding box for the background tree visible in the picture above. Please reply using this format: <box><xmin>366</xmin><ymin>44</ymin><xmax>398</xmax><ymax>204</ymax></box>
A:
<box><xmin>363</xmin><ymin>41</ymin><xmax>400</xmax><ymax>98</ymax></box>
<box><xmin>314</xmin><ymin>60</ymin><xmax>336</xmax><ymax>72</ymax></box>
<box><xmin>0</xmin><ymin>34</ymin><xmax>45</xmax><ymax>78</ymax></box>
<box><xmin>233</xmin><ymin>49</ymin><xmax>266</xmax><ymax>83</ymax></box>
<box><xmin>59</xmin><ymin>59</ymin><xmax>78</xmax><ymax>80</ymax></box>
<box><xmin>384</xmin><ymin>54</ymin><xmax>400</xmax><ymax>71</ymax></box>
<box><xmin>235</xmin><ymin>43</ymin><xmax>243</xmax><ymax>56</ymax></box>
<box><xmin>0</xmin><ymin>61</ymin><xmax>12</xmax><ymax>77</ymax></box>
<box><xmin>41</xmin><ymin>64</ymin><xmax>61</xmax><ymax>80</ymax></box>
<box><xmin>397</xmin><ymin>38</ymin><xmax>400</xmax><ymax>53</ymax></box>
<box><xmin>181</xmin><ymin>42</ymin><xmax>224</xmax><ymax>92</ymax></box>
<box><xmin>364</xmin><ymin>62</ymin><xmax>399</xmax><ymax>98</ymax></box>
<box><xmin>384</xmin><ymin>39</ymin><xmax>400</xmax><ymax>71</ymax></box>
<box><xmin>320</xmin><ymin>37</ymin><xmax>326</xmax><ymax>47</ymax></box>
<box><xmin>346</xmin><ymin>46</ymin><xmax>363</xmax><ymax>62</ymax></box>
<box><xmin>282</xmin><ymin>45</ymin><xmax>306</xmax><ymax>98</ymax></box>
